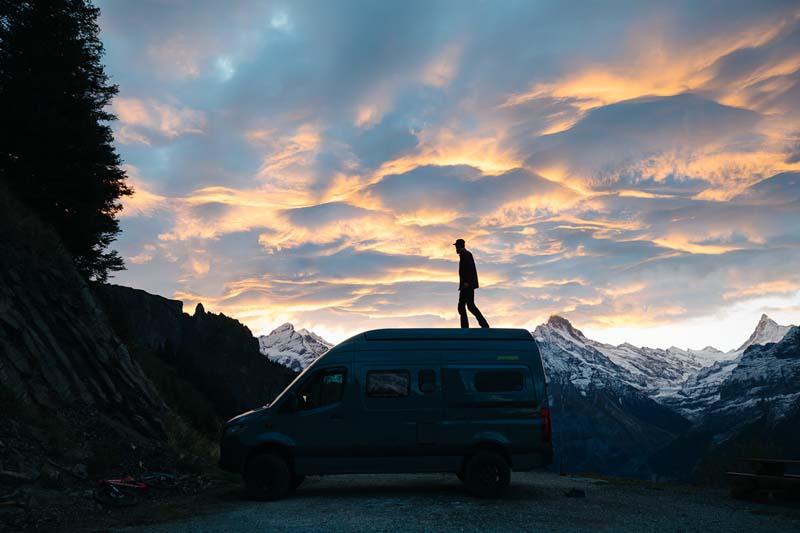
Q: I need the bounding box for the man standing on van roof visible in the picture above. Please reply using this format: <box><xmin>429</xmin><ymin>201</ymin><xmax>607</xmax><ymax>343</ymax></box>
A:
<box><xmin>453</xmin><ymin>239</ymin><xmax>490</xmax><ymax>329</ymax></box>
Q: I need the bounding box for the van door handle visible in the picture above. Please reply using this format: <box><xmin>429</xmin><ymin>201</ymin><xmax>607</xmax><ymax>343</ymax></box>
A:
<box><xmin>329</xmin><ymin>414</ymin><xmax>344</xmax><ymax>421</ymax></box>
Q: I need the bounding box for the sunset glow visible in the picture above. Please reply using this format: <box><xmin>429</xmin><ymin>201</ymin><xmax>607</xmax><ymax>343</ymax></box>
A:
<box><xmin>99</xmin><ymin>1</ymin><xmax>800</xmax><ymax>350</ymax></box>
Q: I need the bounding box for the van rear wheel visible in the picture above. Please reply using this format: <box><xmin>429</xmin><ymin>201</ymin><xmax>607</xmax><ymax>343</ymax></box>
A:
<box><xmin>462</xmin><ymin>450</ymin><xmax>510</xmax><ymax>498</ymax></box>
<box><xmin>245</xmin><ymin>453</ymin><xmax>291</xmax><ymax>501</ymax></box>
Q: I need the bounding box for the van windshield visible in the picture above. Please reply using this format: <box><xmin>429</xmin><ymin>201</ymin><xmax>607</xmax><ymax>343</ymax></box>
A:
<box><xmin>268</xmin><ymin>356</ymin><xmax>321</xmax><ymax>407</ymax></box>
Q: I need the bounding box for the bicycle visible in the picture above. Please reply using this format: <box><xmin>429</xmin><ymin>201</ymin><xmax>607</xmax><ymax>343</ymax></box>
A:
<box><xmin>94</xmin><ymin>472</ymin><xmax>178</xmax><ymax>507</ymax></box>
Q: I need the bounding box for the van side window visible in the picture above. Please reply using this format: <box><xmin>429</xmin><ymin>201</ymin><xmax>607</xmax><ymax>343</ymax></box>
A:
<box><xmin>366</xmin><ymin>370</ymin><xmax>410</xmax><ymax>398</ymax></box>
<box><xmin>474</xmin><ymin>370</ymin><xmax>523</xmax><ymax>392</ymax></box>
<box><xmin>298</xmin><ymin>368</ymin><xmax>347</xmax><ymax>410</ymax></box>
<box><xmin>419</xmin><ymin>369</ymin><xmax>436</xmax><ymax>393</ymax></box>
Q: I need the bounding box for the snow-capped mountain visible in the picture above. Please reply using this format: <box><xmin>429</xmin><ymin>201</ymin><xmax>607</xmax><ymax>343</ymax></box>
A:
<box><xmin>258</xmin><ymin>323</ymin><xmax>332</xmax><ymax>372</ymax></box>
<box><xmin>529</xmin><ymin>313</ymin><xmax>794</xmax><ymax>476</ymax></box>
<box><xmin>735</xmin><ymin>313</ymin><xmax>792</xmax><ymax>352</ymax></box>
<box><xmin>652</xmin><ymin>326</ymin><xmax>800</xmax><ymax>481</ymax></box>
<box><xmin>716</xmin><ymin>325</ymin><xmax>800</xmax><ymax>421</ymax></box>
<box><xmin>534</xmin><ymin>315</ymin><xmax>719</xmax><ymax>394</ymax></box>
<box><xmin>531</xmin><ymin>313</ymin><xmax>792</xmax><ymax>418</ymax></box>
<box><xmin>661</xmin><ymin>314</ymin><xmax>792</xmax><ymax>419</ymax></box>
<box><xmin>533</xmin><ymin>316</ymin><xmax>694</xmax><ymax>475</ymax></box>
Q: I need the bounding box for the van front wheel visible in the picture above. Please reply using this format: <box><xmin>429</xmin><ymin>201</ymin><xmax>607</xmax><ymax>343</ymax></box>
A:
<box><xmin>462</xmin><ymin>450</ymin><xmax>510</xmax><ymax>498</ymax></box>
<box><xmin>245</xmin><ymin>453</ymin><xmax>291</xmax><ymax>501</ymax></box>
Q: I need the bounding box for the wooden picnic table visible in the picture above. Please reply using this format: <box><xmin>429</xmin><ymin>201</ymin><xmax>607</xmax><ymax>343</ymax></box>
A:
<box><xmin>727</xmin><ymin>457</ymin><xmax>800</xmax><ymax>500</ymax></box>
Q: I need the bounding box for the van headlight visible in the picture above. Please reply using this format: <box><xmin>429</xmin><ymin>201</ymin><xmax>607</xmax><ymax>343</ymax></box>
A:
<box><xmin>225</xmin><ymin>424</ymin><xmax>246</xmax><ymax>437</ymax></box>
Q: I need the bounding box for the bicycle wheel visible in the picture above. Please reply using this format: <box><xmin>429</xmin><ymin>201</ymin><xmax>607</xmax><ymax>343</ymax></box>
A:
<box><xmin>94</xmin><ymin>485</ymin><xmax>139</xmax><ymax>507</ymax></box>
<box><xmin>141</xmin><ymin>472</ymin><xmax>178</xmax><ymax>490</ymax></box>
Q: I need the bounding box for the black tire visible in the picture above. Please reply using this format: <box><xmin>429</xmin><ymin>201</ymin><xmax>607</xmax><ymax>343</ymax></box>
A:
<box><xmin>730</xmin><ymin>478</ymin><xmax>757</xmax><ymax>500</ymax></box>
<box><xmin>291</xmin><ymin>475</ymin><xmax>305</xmax><ymax>491</ymax></box>
<box><xmin>245</xmin><ymin>453</ymin><xmax>292</xmax><ymax>501</ymax></box>
<box><xmin>462</xmin><ymin>450</ymin><xmax>511</xmax><ymax>498</ymax></box>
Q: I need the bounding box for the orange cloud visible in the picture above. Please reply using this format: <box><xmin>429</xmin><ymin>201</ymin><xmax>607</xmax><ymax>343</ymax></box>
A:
<box><xmin>376</xmin><ymin>128</ymin><xmax>520</xmax><ymax>177</ymax></box>
<box><xmin>113</xmin><ymin>97</ymin><xmax>206</xmax><ymax>143</ymax></box>
<box><xmin>723</xmin><ymin>280</ymin><xmax>800</xmax><ymax>300</ymax></box>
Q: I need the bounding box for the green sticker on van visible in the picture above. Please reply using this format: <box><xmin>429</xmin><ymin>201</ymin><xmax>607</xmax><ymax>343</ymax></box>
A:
<box><xmin>496</xmin><ymin>355</ymin><xmax>519</xmax><ymax>361</ymax></box>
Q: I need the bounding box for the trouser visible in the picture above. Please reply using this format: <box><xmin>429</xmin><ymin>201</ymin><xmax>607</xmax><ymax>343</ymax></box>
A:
<box><xmin>458</xmin><ymin>288</ymin><xmax>489</xmax><ymax>328</ymax></box>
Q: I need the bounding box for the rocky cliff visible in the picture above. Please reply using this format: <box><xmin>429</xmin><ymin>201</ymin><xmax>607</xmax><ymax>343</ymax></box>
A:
<box><xmin>94</xmin><ymin>284</ymin><xmax>297</xmax><ymax>421</ymax></box>
<box><xmin>0</xmin><ymin>190</ymin><xmax>165</xmax><ymax>440</ymax></box>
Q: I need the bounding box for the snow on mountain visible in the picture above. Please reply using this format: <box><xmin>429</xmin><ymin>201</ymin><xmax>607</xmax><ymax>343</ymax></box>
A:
<box><xmin>650</xmin><ymin>326</ymin><xmax>800</xmax><ymax>481</ymax></box>
<box><xmin>258</xmin><ymin>323</ymin><xmax>332</xmax><ymax>372</ymax></box>
<box><xmin>716</xmin><ymin>326</ymin><xmax>800</xmax><ymax>420</ymax></box>
<box><xmin>735</xmin><ymin>313</ymin><xmax>792</xmax><ymax>352</ymax></box>
<box><xmin>662</xmin><ymin>314</ymin><xmax>793</xmax><ymax>419</ymax></box>
<box><xmin>533</xmin><ymin>316</ymin><xmax>693</xmax><ymax>475</ymax></box>
<box><xmin>534</xmin><ymin>315</ymin><xmax>710</xmax><ymax>394</ymax></box>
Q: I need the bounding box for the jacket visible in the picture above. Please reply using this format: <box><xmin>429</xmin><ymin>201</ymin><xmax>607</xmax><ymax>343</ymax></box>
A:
<box><xmin>458</xmin><ymin>249</ymin><xmax>480</xmax><ymax>290</ymax></box>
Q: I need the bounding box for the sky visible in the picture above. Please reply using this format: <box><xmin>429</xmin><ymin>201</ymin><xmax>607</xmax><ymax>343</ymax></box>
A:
<box><xmin>96</xmin><ymin>0</ymin><xmax>800</xmax><ymax>350</ymax></box>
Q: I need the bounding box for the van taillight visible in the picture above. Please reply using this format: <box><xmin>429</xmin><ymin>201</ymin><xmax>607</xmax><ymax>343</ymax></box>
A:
<box><xmin>540</xmin><ymin>407</ymin><xmax>552</xmax><ymax>442</ymax></box>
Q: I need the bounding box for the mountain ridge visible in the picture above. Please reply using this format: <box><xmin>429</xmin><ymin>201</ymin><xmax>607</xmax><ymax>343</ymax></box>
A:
<box><xmin>259</xmin><ymin>313</ymin><xmax>795</xmax><ymax>480</ymax></box>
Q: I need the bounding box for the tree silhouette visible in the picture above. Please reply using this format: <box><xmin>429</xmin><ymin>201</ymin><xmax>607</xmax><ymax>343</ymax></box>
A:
<box><xmin>0</xmin><ymin>0</ymin><xmax>131</xmax><ymax>282</ymax></box>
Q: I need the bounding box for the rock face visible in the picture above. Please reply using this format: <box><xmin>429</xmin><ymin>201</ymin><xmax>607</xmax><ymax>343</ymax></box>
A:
<box><xmin>92</xmin><ymin>283</ymin><xmax>184</xmax><ymax>358</ymax></box>
<box><xmin>258</xmin><ymin>323</ymin><xmax>332</xmax><ymax>372</ymax></box>
<box><xmin>95</xmin><ymin>284</ymin><xmax>297</xmax><ymax>421</ymax></box>
<box><xmin>0</xmin><ymin>192</ymin><xmax>165</xmax><ymax>438</ymax></box>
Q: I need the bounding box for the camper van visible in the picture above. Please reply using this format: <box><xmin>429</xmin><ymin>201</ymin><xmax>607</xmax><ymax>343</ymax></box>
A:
<box><xmin>219</xmin><ymin>328</ymin><xmax>552</xmax><ymax>499</ymax></box>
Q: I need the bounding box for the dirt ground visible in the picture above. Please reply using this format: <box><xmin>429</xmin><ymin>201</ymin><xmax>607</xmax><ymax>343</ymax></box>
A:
<box><xmin>59</xmin><ymin>471</ymin><xmax>800</xmax><ymax>532</ymax></box>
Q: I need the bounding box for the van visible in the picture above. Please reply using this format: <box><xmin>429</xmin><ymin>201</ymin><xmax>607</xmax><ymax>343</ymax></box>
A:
<box><xmin>219</xmin><ymin>328</ymin><xmax>552</xmax><ymax>499</ymax></box>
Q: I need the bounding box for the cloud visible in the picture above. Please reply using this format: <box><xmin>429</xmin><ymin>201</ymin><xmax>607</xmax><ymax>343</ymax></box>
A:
<box><xmin>113</xmin><ymin>98</ymin><xmax>206</xmax><ymax>145</ymax></box>
<box><xmin>526</xmin><ymin>94</ymin><xmax>761</xmax><ymax>189</ymax></box>
<box><xmin>366</xmin><ymin>165</ymin><xmax>576</xmax><ymax>224</ymax></box>
<box><xmin>99</xmin><ymin>0</ymin><xmax>800</xmax><ymax>348</ymax></box>
<box><xmin>734</xmin><ymin>171</ymin><xmax>800</xmax><ymax>205</ymax></box>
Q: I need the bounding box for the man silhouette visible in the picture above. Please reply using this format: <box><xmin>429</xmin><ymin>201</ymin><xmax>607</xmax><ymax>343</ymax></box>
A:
<box><xmin>453</xmin><ymin>238</ymin><xmax>490</xmax><ymax>328</ymax></box>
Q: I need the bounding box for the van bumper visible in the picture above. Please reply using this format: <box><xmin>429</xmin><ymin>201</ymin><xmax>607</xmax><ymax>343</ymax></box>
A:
<box><xmin>512</xmin><ymin>447</ymin><xmax>553</xmax><ymax>471</ymax></box>
<box><xmin>218</xmin><ymin>430</ymin><xmax>247</xmax><ymax>473</ymax></box>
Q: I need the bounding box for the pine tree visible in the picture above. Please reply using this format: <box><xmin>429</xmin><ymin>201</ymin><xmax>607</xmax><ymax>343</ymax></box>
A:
<box><xmin>0</xmin><ymin>0</ymin><xmax>131</xmax><ymax>282</ymax></box>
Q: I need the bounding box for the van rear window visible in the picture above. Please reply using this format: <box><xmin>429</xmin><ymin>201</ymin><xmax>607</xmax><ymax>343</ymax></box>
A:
<box><xmin>366</xmin><ymin>371</ymin><xmax>410</xmax><ymax>398</ymax></box>
<box><xmin>474</xmin><ymin>370</ymin><xmax>524</xmax><ymax>392</ymax></box>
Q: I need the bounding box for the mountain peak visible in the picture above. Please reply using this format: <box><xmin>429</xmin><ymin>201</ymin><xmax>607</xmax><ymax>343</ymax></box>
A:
<box><xmin>736</xmin><ymin>314</ymin><xmax>791</xmax><ymax>352</ymax></box>
<box><xmin>269</xmin><ymin>322</ymin><xmax>296</xmax><ymax>335</ymax></box>
<box><xmin>259</xmin><ymin>323</ymin><xmax>332</xmax><ymax>372</ymax></box>
<box><xmin>546</xmin><ymin>315</ymin><xmax>586</xmax><ymax>339</ymax></box>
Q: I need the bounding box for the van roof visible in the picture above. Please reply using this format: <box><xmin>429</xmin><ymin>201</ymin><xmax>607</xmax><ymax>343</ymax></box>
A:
<box><xmin>360</xmin><ymin>328</ymin><xmax>533</xmax><ymax>341</ymax></box>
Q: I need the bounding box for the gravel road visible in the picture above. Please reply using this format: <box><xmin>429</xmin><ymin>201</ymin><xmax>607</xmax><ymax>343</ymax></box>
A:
<box><xmin>127</xmin><ymin>471</ymin><xmax>800</xmax><ymax>532</ymax></box>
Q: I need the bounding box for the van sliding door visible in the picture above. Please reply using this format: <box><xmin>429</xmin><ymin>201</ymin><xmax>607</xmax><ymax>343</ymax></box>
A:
<box><xmin>355</xmin><ymin>352</ymin><xmax>444</xmax><ymax>472</ymax></box>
